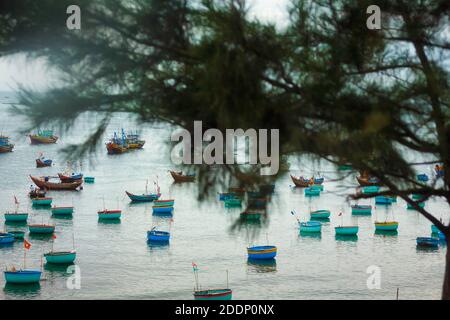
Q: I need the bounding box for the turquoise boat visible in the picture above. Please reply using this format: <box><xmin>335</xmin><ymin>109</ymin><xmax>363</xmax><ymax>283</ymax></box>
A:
<box><xmin>32</xmin><ymin>197</ymin><xmax>53</xmax><ymax>206</ymax></box>
<box><xmin>28</xmin><ymin>224</ymin><xmax>55</xmax><ymax>234</ymax></box>
<box><xmin>310</xmin><ymin>209</ymin><xmax>330</xmax><ymax>219</ymax></box>
<box><xmin>362</xmin><ymin>186</ymin><xmax>380</xmax><ymax>194</ymax></box>
<box><xmin>51</xmin><ymin>206</ymin><xmax>74</xmax><ymax>215</ymax></box>
<box><xmin>299</xmin><ymin>221</ymin><xmax>322</xmax><ymax>233</ymax></box>
<box><xmin>98</xmin><ymin>210</ymin><xmax>122</xmax><ymax>220</ymax></box>
<box><xmin>374</xmin><ymin>221</ymin><xmax>399</xmax><ymax>231</ymax></box>
<box><xmin>335</xmin><ymin>226</ymin><xmax>359</xmax><ymax>236</ymax></box>
<box><xmin>193</xmin><ymin>289</ymin><xmax>232</xmax><ymax>300</ymax></box>
<box><xmin>304</xmin><ymin>187</ymin><xmax>320</xmax><ymax>196</ymax></box>
<box><xmin>407</xmin><ymin>202</ymin><xmax>425</xmax><ymax>210</ymax></box>
<box><xmin>412</xmin><ymin>194</ymin><xmax>425</xmax><ymax>200</ymax></box>
<box><xmin>311</xmin><ymin>184</ymin><xmax>324</xmax><ymax>191</ymax></box>
<box><xmin>153</xmin><ymin>199</ymin><xmax>175</xmax><ymax>207</ymax></box>
<box><xmin>247</xmin><ymin>245</ymin><xmax>277</xmax><ymax>260</ymax></box>
<box><xmin>125</xmin><ymin>191</ymin><xmax>160</xmax><ymax>202</ymax></box>
<box><xmin>416</xmin><ymin>237</ymin><xmax>438</xmax><ymax>248</ymax></box>
<box><xmin>224</xmin><ymin>198</ymin><xmax>242</xmax><ymax>207</ymax></box>
<box><xmin>84</xmin><ymin>176</ymin><xmax>95</xmax><ymax>183</ymax></box>
<box><xmin>338</xmin><ymin>164</ymin><xmax>353</xmax><ymax>171</ymax></box>
<box><xmin>351</xmin><ymin>205</ymin><xmax>372</xmax><ymax>215</ymax></box>
<box><xmin>431</xmin><ymin>225</ymin><xmax>440</xmax><ymax>234</ymax></box>
<box><xmin>437</xmin><ymin>231</ymin><xmax>446</xmax><ymax>241</ymax></box>
<box><xmin>4</xmin><ymin>212</ymin><xmax>28</xmax><ymax>222</ymax></box>
<box><xmin>44</xmin><ymin>251</ymin><xmax>77</xmax><ymax>264</ymax></box>
<box><xmin>4</xmin><ymin>270</ymin><xmax>42</xmax><ymax>284</ymax></box>
<box><xmin>375</xmin><ymin>196</ymin><xmax>392</xmax><ymax>205</ymax></box>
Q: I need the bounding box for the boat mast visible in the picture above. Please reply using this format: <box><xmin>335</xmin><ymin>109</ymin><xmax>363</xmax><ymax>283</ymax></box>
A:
<box><xmin>226</xmin><ymin>269</ymin><xmax>229</xmax><ymax>289</ymax></box>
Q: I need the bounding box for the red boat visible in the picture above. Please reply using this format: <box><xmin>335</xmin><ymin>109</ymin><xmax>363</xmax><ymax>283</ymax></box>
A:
<box><xmin>30</xmin><ymin>175</ymin><xmax>82</xmax><ymax>191</ymax></box>
<box><xmin>36</xmin><ymin>158</ymin><xmax>52</xmax><ymax>168</ymax></box>
<box><xmin>58</xmin><ymin>173</ymin><xmax>83</xmax><ymax>182</ymax></box>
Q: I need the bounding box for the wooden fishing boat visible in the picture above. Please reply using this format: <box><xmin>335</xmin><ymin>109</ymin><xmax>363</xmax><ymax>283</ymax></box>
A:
<box><xmin>356</xmin><ymin>176</ymin><xmax>380</xmax><ymax>186</ymax></box>
<box><xmin>435</xmin><ymin>165</ymin><xmax>444</xmax><ymax>178</ymax></box>
<box><xmin>84</xmin><ymin>176</ymin><xmax>95</xmax><ymax>183</ymax></box>
<box><xmin>44</xmin><ymin>250</ymin><xmax>77</xmax><ymax>264</ymax></box>
<box><xmin>29</xmin><ymin>130</ymin><xmax>58</xmax><ymax>144</ymax></box>
<box><xmin>106</xmin><ymin>141</ymin><xmax>128</xmax><ymax>154</ymax></box>
<box><xmin>290</xmin><ymin>175</ymin><xmax>310</xmax><ymax>187</ymax></box>
<box><xmin>51</xmin><ymin>206</ymin><xmax>74</xmax><ymax>216</ymax></box>
<box><xmin>152</xmin><ymin>205</ymin><xmax>174</xmax><ymax>214</ymax></box>
<box><xmin>58</xmin><ymin>173</ymin><xmax>83</xmax><ymax>182</ymax></box>
<box><xmin>375</xmin><ymin>196</ymin><xmax>392</xmax><ymax>205</ymax></box>
<box><xmin>299</xmin><ymin>221</ymin><xmax>322</xmax><ymax>233</ymax></box>
<box><xmin>335</xmin><ymin>226</ymin><xmax>359</xmax><ymax>236</ymax></box>
<box><xmin>0</xmin><ymin>136</ymin><xmax>14</xmax><ymax>152</ymax></box>
<box><xmin>36</xmin><ymin>158</ymin><xmax>52</xmax><ymax>167</ymax></box>
<box><xmin>416</xmin><ymin>237</ymin><xmax>438</xmax><ymax>248</ymax></box>
<box><xmin>169</xmin><ymin>170</ymin><xmax>195</xmax><ymax>182</ymax></box>
<box><xmin>304</xmin><ymin>187</ymin><xmax>320</xmax><ymax>196</ymax></box>
<box><xmin>407</xmin><ymin>201</ymin><xmax>425</xmax><ymax>210</ymax></box>
<box><xmin>417</xmin><ymin>174</ymin><xmax>429</xmax><ymax>182</ymax></box>
<box><xmin>362</xmin><ymin>186</ymin><xmax>380</xmax><ymax>194</ymax></box>
<box><xmin>147</xmin><ymin>230</ymin><xmax>170</xmax><ymax>243</ymax></box>
<box><xmin>8</xmin><ymin>231</ymin><xmax>25</xmax><ymax>239</ymax></box>
<box><xmin>153</xmin><ymin>199</ymin><xmax>175</xmax><ymax>207</ymax></box>
<box><xmin>0</xmin><ymin>233</ymin><xmax>15</xmax><ymax>244</ymax></box>
<box><xmin>30</xmin><ymin>175</ymin><xmax>82</xmax><ymax>191</ymax></box>
<box><xmin>351</xmin><ymin>205</ymin><xmax>372</xmax><ymax>215</ymax></box>
<box><xmin>126</xmin><ymin>131</ymin><xmax>145</xmax><ymax>149</ymax></box>
<box><xmin>29</xmin><ymin>189</ymin><xmax>46</xmax><ymax>199</ymax></box>
<box><xmin>125</xmin><ymin>191</ymin><xmax>160</xmax><ymax>202</ymax></box>
<box><xmin>247</xmin><ymin>246</ymin><xmax>277</xmax><ymax>260</ymax></box>
<box><xmin>374</xmin><ymin>221</ymin><xmax>399</xmax><ymax>231</ymax></box>
<box><xmin>4</xmin><ymin>270</ymin><xmax>42</xmax><ymax>284</ymax></box>
<box><xmin>32</xmin><ymin>197</ymin><xmax>53</xmax><ymax>206</ymax></box>
<box><xmin>29</xmin><ymin>224</ymin><xmax>55</xmax><ymax>234</ymax></box>
<box><xmin>98</xmin><ymin>209</ymin><xmax>122</xmax><ymax>220</ymax></box>
<box><xmin>193</xmin><ymin>289</ymin><xmax>232</xmax><ymax>300</ymax></box>
<box><xmin>4</xmin><ymin>212</ymin><xmax>29</xmax><ymax>222</ymax></box>
<box><xmin>310</xmin><ymin>209</ymin><xmax>331</xmax><ymax>219</ymax></box>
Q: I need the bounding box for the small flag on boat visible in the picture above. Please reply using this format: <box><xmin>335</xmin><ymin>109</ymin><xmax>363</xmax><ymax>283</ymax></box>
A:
<box><xmin>192</xmin><ymin>262</ymin><xmax>198</xmax><ymax>271</ymax></box>
<box><xmin>14</xmin><ymin>195</ymin><xmax>18</xmax><ymax>205</ymax></box>
<box><xmin>291</xmin><ymin>211</ymin><xmax>295</xmax><ymax>215</ymax></box>
<box><xmin>24</xmin><ymin>239</ymin><xmax>31</xmax><ymax>250</ymax></box>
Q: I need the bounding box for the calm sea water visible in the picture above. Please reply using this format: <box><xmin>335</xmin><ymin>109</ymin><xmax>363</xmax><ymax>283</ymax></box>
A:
<box><xmin>0</xmin><ymin>92</ymin><xmax>447</xmax><ymax>300</ymax></box>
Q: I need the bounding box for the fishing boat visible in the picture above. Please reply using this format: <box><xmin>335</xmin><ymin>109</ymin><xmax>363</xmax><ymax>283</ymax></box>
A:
<box><xmin>125</xmin><ymin>130</ymin><xmax>145</xmax><ymax>149</ymax></box>
<box><xmin>8</xmin><ymin>231</ymin><xmax>25</xmax><ymax>239</ymax></box>
<box><xmin>247</xmin><ymin>246</ymin><xmax>277</xmax><ymax>260</ymax></box>
<box><xmin>169</xmin><ymin>170</ymin><xmax>195</xmax><ymax>183</ymax></box>
<box><xmin>219</xmin><ymin>192</ymin><xmax>236</xmax><ymax>201</ymax></box>
<box><xmin>84</xmin><ymin>176</ymin><xmax>95</xmax><ymax>183</ymax></box>
<box><xmin>36</xmin><ymin>158</ymin><xmax>52</xmax><ymax>167</ymax></box>
<box><xmin>240</xmin><ymin>210</ymin><xmax>264</xmax><ymax>221</ymax></box>
<box><xmin>374</xmin><ymin>221</ymin><xmax>399</xmax><ymax>232</ymax></box>
<box><xmin>44</xmin><ymin>250</ymin><xmax>77</xmax><ymax>264</ymax></box>
<box><xmin>106</xmin><ymin>131</ymin><xmax>128</xmax><ymax>154</ymax></box>
<box><xmin>29</xmin><ymin>188</ymin><xmax>46</xmax><ymax>199</ymax></box>
<box><xmin>435</xmin><ymin>165</ymin><xmax>444</xmax><ymax>178</ymax></box>
<box><xmin>351</xmin><ymin>205</ymin><xmax>372</xmax><ymax>215</ymax></box>
<box><xmin>335</xmin><ymin>226</ymin><xmax>359</xmax><ymax>236</ymax></box>
<box><xmin>125</xmin><ymin>191</ymin><xmax>160</xmax><ymax>202</ymax></box>
<box><xmin>311</xmin><ymin>184</ymin><xmax>324</xmax><ymax>191</ymax></box>
<box><xmin>299</xmin><ymin>221</ymin><xmax>322</xmax><ymax>233</ymax></box>
<box><xmin>4</xmin><ymin>270</ymin><xmax>42</xmax><ymax>284</ymax></box>
<box><xmin>375</xmin><ymin>196</ymin><xmax>392</xmax><ymax>205</ymax></box>
<box><xmin>147</xmin><ymin>229</ymin><xmax>170</xmax><ymax>243</ymax></box>
<box><xmin>310</xmin><ymin>209</ymin><xmax>331</xmax><ymax>219</ymax></box>
<box><xmin>431</xmin><ymin>225</ymin><xmax>440</xmax><ymax>234</ymax></box>
<box><xmin>193</xmin><ymin>289</ymin><xmax>233</xmax><ymax>300</ymax></box>
<box><xmin>407</xmin><ymin>201</ymin><xmax>425</xmax><ymax>210</ymax></box>
<box><xmin>224</xmin><ymin>198</ymin><xmax>242</xmax><ymax>207</ymax></box>
<box><xmin>98</xmin><ymin>209</ymin><xmax>122</xmax><ymax>220</ymax></box>
<box><xmin>437</xmin><ymin>231</ymin><xmax>446</xmax><ymax>241</ymax></box>
<box><xmin>304</xmin><ymin>187</ymin><xmax>320</xmax><ymax>196</ymax></box>
<box><xmin>417</xmin><ymin>174</ymin><xmax>429</xmax><ymax>182</ymax></box>
<box><xmin>152</xmin><ymin>205</ymin><xmax>174</xmax><ymax>214</ymax></box>
<box><xmin>0</xmin><ymin>135</ymin><xmax>14</xmax><ymax>152</ymax></box>
<box><xmin>4</xmin><ymin>212</ymin><xmax>29</xmax><ymax>222</ymax></box>
<box><xmin>356</xmin><ymin>175</ymin><xmax>380</xmax><ymax>186</ymax></box>
<box><xmin>51</xmin><ymin>206</ymin><xmax>74</xmax><ymax>216</ymax></box>
<box><xmin>0</xmin><ymin>233</ymin><xmax>15</xmax><ymax>244</ymax></box>
<box><xmin>29</xmin><ymin>130</ymin><xmax>58</xmax><ymax>144</ymax></box>
<box><xmin>28</xmin><ymin>224</ymin><xmax>55</xmax><ymax>234</ymax></box>
<box><xmin>30</xmin><ymin>175</ymin><xmax>82</xmax><ymax>191</ymax></box>
<box><xmin>416</xmin><ymin>237</ymin><xmax>439</xmax><ymax>248</ymax></box>
<box><xmin>31</xmin><ymin>197</ymin><xmax>53</xmax><ymax>206</ymax></box>
<box><xmin>58</xmin><ymin>173</ymin><xmax>83</xmax><ymax>182</ymax></box>
<box><xmin>290</xmin><ymin>175</ymin><xmax>311</xmax><ymax>187</ymax></box>
<box><xmin>362</xmin><ymin>186</ymin><xmax>380</xmax><ymax>194</ymax></box>
<box><xmin>153</xmin><ymin>199</ymin><xmax>175</xmax><ymax>207</ymax></box>
<box><xmin>314</xmin><ymin>177</ymin><xmax>324</xmax><ymax>185</ymax></box>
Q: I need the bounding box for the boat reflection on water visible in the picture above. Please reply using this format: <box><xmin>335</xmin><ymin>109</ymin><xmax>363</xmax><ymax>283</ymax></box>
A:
<box><xmin>44</xmin><ymin>262</ymin><xmax>75</xmax><ymax>275</ymax></box>
<box><xmin>97</xmin><ymin>219</ymin><xmax>121</xmax><ymax>225</ymax></box>
<box><xmin>374</xmin><ymin>230</ymin><xmax>398</xmax><ymax>237</ymax></box>
<box><xmin>247</xmin><ymin>258</ymin><xmax>277</xmax><ymax>273</ymax></box>
<box><xmin>335</xmin><ymin>235</ymin><xmax>358</xmax><ymax>242</ymax></box>
<box><xmin>3</xmin><ymin>282</ymin><xmax>41</xmax><ymax>298</ymax></box>
<box><xmin>4</xmin><ymin>221</ymin><xmax>27</xmax><ymax>227</ymax></box>
<box><xmin>299</xmin><ymin>231</ymin><xmax>322</xmax><ymax>239</ymax></box>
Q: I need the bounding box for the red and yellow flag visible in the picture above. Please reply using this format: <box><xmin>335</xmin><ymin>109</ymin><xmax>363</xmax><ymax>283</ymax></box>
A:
<box><xmin>24</xmin><ymin>239</ymin><xmax>31</xmax><ymax>250</ymax></box>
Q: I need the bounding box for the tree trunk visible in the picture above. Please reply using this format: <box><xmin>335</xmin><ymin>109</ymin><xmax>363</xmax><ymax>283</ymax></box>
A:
<box><xmin>442</xmin><ymin>236</ymin><xmax>450</xmax><ymax>299</ymax></box>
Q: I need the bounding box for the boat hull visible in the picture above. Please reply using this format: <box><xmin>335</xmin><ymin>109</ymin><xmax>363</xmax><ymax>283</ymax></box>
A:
<box><xmin>193</xmin><ymin>289</ymin><xmax>232</xmax><ymax>300</ymax></box>
<box><xmin>147</xmin><ymin>231</ymin><xmax>170</xmax><ymax>242</ymax></box>
<box><xmin>4</xmin><ymin>270</ymin><xmax>42</xmax><ymax>284</ymax></box>
<box><xmin>32</xmin><ymin>198</ymin><xmax>53</xmax><ymax>206</ymax></box>
<box><xmin>126</xmin><ymin>191</ymin><xmax>160</xmax><ymax>202</ymax></box>
<box><xmin>9</xmin><ymin>231</ymin><xmax>25</xmax><ymax>239</ymax></box>
<box><xmin>310</xmin><ymin>210</ymin><xmax>330</xmax><ymax>219</ymax></box>
<box><xmin>29</xmin><ymin>225</ymin><xmax>55</xmax><ymax>234</ymax></box>
<box><xmin>152</xmin><ymin>206</ymin><xmax>174</xmax><ymax>214</ymax></box>
<box><xmin>98</xmin><ymin>210</ymin><xmax>122</xmax><ymax>220</ymax></box>
<box><xmin>305</xmin><ymin>188</ymin><xmax>320</xmax><ymax>196</ymax></box>
<box><xmin>335</xmin><ymin>226</ymin><xmax>359</xmax><ymax>236</ymax></box>
<box><xmin>36</xmin><ymin>159</ymin><xmax>52</xmax><ymax>167</ymax></box>
<box><xmin>362</xmin><ymin>186</ymin><xmax>379</xmax><ymax>194</ymax></box>
<box><xmin>30</xmin><ymin>175</ymin><xmax>82</xmax><ymax>191</ymax></box>
<box><xmin>153</xmin><ymin>200</ymin><xmax>175</xmax><ymax>207</ymax></box>
<box><xmin>375</xmin><ymin>222</ymin><xmax>399</xmax><ymax>231</ymax></box>
<box><xmin>29</xmin><ymin>135</ymin><xmax>58</xmax><ymax>144</ymax></box>
<box><xmin>351</xmin><ymin>206</ymin><xmax>372</xmax><ymax>215</ymax></box>
<box><xmin>44</xmin><ymin>251</ymin><xmax>76</xmax><ymax>264</ymax></box>
<box><xmin>4</xmin><ymin>213</ymin><xmax>28</xmax><ymax>222</ymax></box>
<box><xmin>247</xmin><ymin>246</ymin><xmax>277</xmax><ymax>260</ymax></box>
<box><xmin>407</xmin><ymin>202</ymin><xmax>425</xmax><ymax>209</ymax></box>
<box><xmin>416</xmin><ymin>237</ymin><xmax>439</xmax><ymax>248</ymax></box>
<box><xmin>290</xmin><ymin>175</ymin><xmax>310</xmax><ymax>187</ymax></box>
<box><xmin>84</xmin><ymin>177</ymin><xmax>95</xmax><ymax>183</ymax></box>
<box><xmin>51</xmin><ymin>207</ymin><xmax>74</xmax><ymax>215</ymax></box>
<box><xmin>299</xmin><ymin>222</ymin><xmax>322</xmax><ymax>233</ymax></box>
<box><xmin>356</xmin><ymin>176</ymin><xmax>379</xmax><ymax>186</ymax></box>
<box><xmin>0</xmin><ymin>233</ymin><xmax>15</xmax><ymax>244</ymax></box>
<box><xmin>0</xmin><ymin>145</ymin><xmax>14</xmax><ymax>153</ymax></box>
<box><xmin>375</xmin><ymin>196</ymin><xmax>392</xmax><ymax>205</ymax></box>
<box><xmin>170</xmin><ymin>170</ymin><xmax>195</xmax><ymax>182</ymax></box>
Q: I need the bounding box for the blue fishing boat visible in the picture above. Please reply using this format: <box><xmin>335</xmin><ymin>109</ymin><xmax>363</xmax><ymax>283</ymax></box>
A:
<box><xmin>0</xmin><ymin>232</ymin><xmax>15</xmax><ymax>244</ymax></box>
<box><xmin>4</xmin><ymin>212</ymin><xmax>28</xmax><ymax>222</ymax></box>
<box><xmin>374</xmin><ymin>221</ymin><xmax>399</xmax><ymax>231</ymax></box>
<box><xmin>4</xmin><ymin>270</ymin><xmax>42</xmax><ymax>284</ymax></box>
<box><xmin>416</xmin><ymin>237</ymin><xmax>439</xmax><ymax>248</ymax></box>
<box><xmin>29</xmin><ymin>224</ymin><xmax>55</xmax><ymax>234</ymax></box>
<box><xmin>314</xmin><ymin>177</ymin><xmax>324</xmax><ymax>185</ymax></box>
<box><xmin>84</xmin><ymin>176</ymin><xmax>95</xmax><ymax>183</ymax></box>
<box><xmin>335</xmin><ymin>226</ymin><xmax>359</xmax><ymax>236</ymax></box>
<box><xmin>126</xmin><ymin>191</ymin><xmax>160</xmax><ymax>202</ymax></box>
<box><xmin>437</xmin><ymin>231</ymin><xmax>446</xmax><ymax>241</ymax></box>
<box><xmin>247</xmin><ymin>245</ymin><xmax>277</xmax><ymax>260</ymax></box>
<box><xmin>32</xmin><ymin>197</ymin><xmax>53</xmax><ymax>206</ymax></box>
<box><xmin>51</xmin><ymin>206</ymin><xmax>74</xmax><ymax>216</ymax></box>
<box><xmin>299</xmin><ymin>221</ymin><xmax>322</xmax><ymax>233</ymax></box>
<box><xmin>152</xmin><ymin>205</ymin><xmax>174</xmax><ymax>214</ymax></box>
<box><xmin>44</xmin><ymin>251</ymin><xmax>77</xmax><ymax>264</ymax></box>
<box><xmin>310</xmin><ymin>209</ymin><xmax>330</xmax><ymax>219</ymax></box>
<box><xmin>407</xmin><ymin>201</ymin><xmax>425</xmax><ymax>210</ymax></box>
<box><xmin>351</xmin><ymin>205</ymin><xmax>372</xmax><ymax>215</ymax></box>
<box><xmin>304</xmin><ymin>187</ymin><xmax>320</xmax><ymax>196</ymax></box>
<box><xmin>417</xmin><ymin>174</ymin><xmax>429</xmax><ymax>182</ymax></box>
<box><xmin>362</xmin><ymin>186</ymin><xmax>380</xmax><ymax>194</ymax></box>
<box><xmin>147</xmin><ymin>229</ymin><xmax>170</xmax><ymax>243</ymax></box>
<box><xmin>0</xmin><ymin>135</ymin><xmax>14</xmax><ymax>152</ymax></box>
<box><xmin>431</xmin><ymin>225</ymin><xmax>440</xmax><ymax>234</ymax></box>
<box><xmin>435</xmin><ymin>165</ymin><xmax>444</xmax><ymax>178</ymax></box>
<box><xmin>375</xmin><ymin>196</ymin><xmax>392</xmax><ymax>205</ymax></box>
